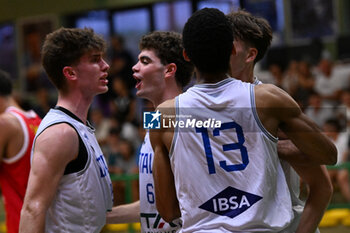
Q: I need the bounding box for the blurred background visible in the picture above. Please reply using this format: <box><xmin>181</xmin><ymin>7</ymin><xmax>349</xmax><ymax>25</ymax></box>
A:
<box><xmin>0</xmin><ymin>0</ymin><xmax>350</xmax><ymax>232</ymax></box>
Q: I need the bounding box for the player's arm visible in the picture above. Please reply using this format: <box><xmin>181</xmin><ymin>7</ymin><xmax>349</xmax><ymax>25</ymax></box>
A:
<box><xmin>292</xmin><ymin>164</ymin><xmax>332</xmax><ymax>233</ymax></box>
<box><xmin>19</xmin><ymin>124</ymin><xmax>79</xmax><ymax>233</ymax></box>
<box><xmin>255</xmin><ymin>84</ymin><xmax>337</xmax><ymax>165</ymax></box>
<box><xmin>277</xmin><ymin>139</ymin><xmax>332</xmax><ymax>232</ymax></box>
<box><xmin>0</xmin><ymin>115</ymin><xmax>9</xmax><ymax>162</ymax></box>
<box><xmin>150</xmin><ymin>99</ymin><xmax>180</xmax><ymax>222</ymax></box>
<box><xmin>278</xmin><ymin>139</ymin><xmax>314</xmax><ymax>164</ymax></box>
<box><xmin>106</xmin><ymin>200</ymin><xmax>140</xmax><ymax>224</ymax></box>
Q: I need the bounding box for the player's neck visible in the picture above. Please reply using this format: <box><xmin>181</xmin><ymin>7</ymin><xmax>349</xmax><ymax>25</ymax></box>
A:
<box><xmin>152</xmin><ymin>88</ymin><xmax>181</xmax><ymax>108</ymax></box>
<box><xmin>0</xmin><ymin>97</ymin><xmax>21</xmax><ymax>113</ymax></box>
<box><xmin>238</xmin><ymin>65</ymin><xmax>255</xmax><ymax>84</ymax></box>
<box><xmin>196</xmin><ymin>70</ymin><xmax>228</xmax><ymax>84</ymax></box>
<box><xmin>56</xmin><ymin>94</ymin><xmax>91</xmax><ymax>124</ymax></box>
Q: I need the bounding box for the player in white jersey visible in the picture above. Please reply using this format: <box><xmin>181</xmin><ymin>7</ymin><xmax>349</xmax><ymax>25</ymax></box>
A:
<box><xmin>227</xmin><ymin>10</ymin><xmax>333</xmax><ymax>233</ymax></box>
<box><xmin>151</xmin><ymin>8</ymin><xmax>336</xmax><ymax>232</ymax></box>
<box><xmin>20</xmin><ymin>28</ymin><xmax>113</xmax><ymax>233</ymax></box>
<box><xmin>106</xmin><ymin>31</ymin><xmax>194</xmax><ymax>232</ymax></box>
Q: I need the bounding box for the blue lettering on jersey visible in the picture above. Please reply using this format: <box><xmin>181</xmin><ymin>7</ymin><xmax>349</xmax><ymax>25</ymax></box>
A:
<box><xmin>199</xmin><ymin>186</ymin><xmax>262</xmax><ymax>218</ymax></box>
<box><xmin>139</xmin><ymin>152</ymin><xmax>153</xmax><ymax>174</ymax></box>
<box><xmin>96</xmin><ymin>154</ymin><xmax>109</xmax><ymax>177</ymax></box>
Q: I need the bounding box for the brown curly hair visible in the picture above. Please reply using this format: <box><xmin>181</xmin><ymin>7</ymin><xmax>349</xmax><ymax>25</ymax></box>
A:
<box><xmin>139</xmin><ymin>31</ymin><xmax>194</xmax><ymax>88</ymax></box>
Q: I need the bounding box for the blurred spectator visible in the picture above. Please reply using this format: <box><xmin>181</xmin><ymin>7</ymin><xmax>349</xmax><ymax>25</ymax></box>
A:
<box><xmin>337</xmin><ymin>89</ymin><xmax>350</xmax><ymax>130</ymax></box>
<box><xmin>109</xmin><ymin>77</ymin><xmax>137</xmax><ymax>124</ymax></box>
<box><xmin>31</xmin><ymin>87</ymin><xmax>55</xmax><ymax>118</ymax></box>
<box><xmin>304</xmin><ymin>91</ymin><xmax>333</xmax><ymax>128</ymax></box>
<box><xmin>0</xmin><ymin>26</ymin><xmax>16</xmax><ymax>78</ymax></box>
<box><xmin>23</xmin><ymin>30</ymin><xmax>52</xmax><ymax>92</ymax></box>
<box><xmin>293</xmin><ymin>60</ymin><xmax>316</xmax><ymax>109</ymax></box>
<box><xmin>314</xmin><ymin>58</ymin><xmax>346</xmax><ymax>105</ymax></box>
<box><xmin>108</xmin><ymin>137</ymin><xmax>137</xmax><ymax>175</ymax></box>
<box><xmin>89</xmin><ymin>107</ymin><xmax>113</xmax><ymax>152</ymax></box>
<box><xmin>107</xmin><ymin>130</ymin><xmax>138</xmax><ymax>205</ymax></box>
<box><xmin>108</xmin><ymin>35</ymin><xmax>135</xmax><ymax>91</ymax></box>
<box><xmin>324</xmin><ymin>118</ymin><xmax>350</xmax><ymax>202</ymax></box>
<box><xmin>282</xmin><ymin>60</ymin><xmax>299</xmax><ymax>96</ymax></box>
<box><xmin>268</xmin><ymin>63</ymin><xmax>284</xmax><ymax>89</ymax></box>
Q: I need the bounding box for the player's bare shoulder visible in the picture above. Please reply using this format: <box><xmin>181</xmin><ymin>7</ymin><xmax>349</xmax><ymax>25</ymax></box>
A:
<box><xmin>254</xmin><ymin>83</ymin><xmax>302</xmax><ymax>136</ymax></box>
<box><xmin>255</xmin><ymin>83</ymin><xmax>300</xmax><ymax>115</ymax></box>
<box><xmin>34</xmin><ymin>123</ymin><xmax>79</xmax><ymax>165</ymax></box>
<box><xmin>157</xmin><ymin>98</ymin><xmax>176</xmax><ymax>114</ymax></box>
<box><xmin>0</xmin><ymin>113</ymin><xmax>22</xmax><ymax>140</ymax></box>
<box><xmin>255</xmin><ymin>84</ymin><xmax>294</xmax><ymax>108</ymax></box>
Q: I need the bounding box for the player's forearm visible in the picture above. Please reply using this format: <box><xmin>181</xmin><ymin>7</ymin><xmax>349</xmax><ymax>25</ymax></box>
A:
<box><xmin>19</xmin><ymin>203</ymin><xmax>46</xmax><ymax>233</ymax></box>
<box><xmin>295</xmin><ymin>183</ymin><xmax>332</xmax><ymax>233</ymax></box>
<box><xmin>153</xmin><ymin>173</ymin><xmax>180</xmax><ymax>222</ymax></box>
<box><xmin>153</xmin><ymin>164</ymin><xmax>180</xmax><ymax>222</ymax></box>
<box><xmin>278</xmin><ymin>139</ymin><xmax>310</xmax><ymax>164</ymax></box>
<box><xmin>281</xmin><ymin>114</ymin><xmax>337</xmax><ymax>165</ymax></box>
<box><xmin>293</xmin><ymin>165</ymin><xmax>332</xmax><ymax>233</ymax></box>
<box><xmin>155</xmin><ymin>195</ymin><xmax>180</xmax><ymax>223</ymax></box>
<box><xmin>106</xmin><ymin>201</ymin><xmax>140</xmax><ymax>224</ymax></box>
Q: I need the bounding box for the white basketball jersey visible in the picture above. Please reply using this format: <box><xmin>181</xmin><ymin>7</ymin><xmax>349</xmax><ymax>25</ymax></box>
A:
<box><xmin>33</xmin><ymin>108</ymin><xmax>113</xmax><ymax>233</ymax></box>
<box><xmin>170</xmin><ymin>78</ymin><xmax>293</xmax><ymax>232</ymax></box>
<box><xmin>139</xmin><ymin>131</ymin><xmax>182</xmax><ymax>232</ymax></box>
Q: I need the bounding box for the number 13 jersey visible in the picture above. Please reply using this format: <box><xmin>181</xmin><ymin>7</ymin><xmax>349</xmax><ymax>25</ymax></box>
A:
<box><xmin>170</xmin><ymin>78</ymin><xmax>293</xmax><ymax>232</ymax></box>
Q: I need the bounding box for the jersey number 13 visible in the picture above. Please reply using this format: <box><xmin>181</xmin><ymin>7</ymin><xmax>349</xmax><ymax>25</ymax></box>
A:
<box><xmin>196</xmin><ymin>121</ymin><xmax>249</xmax><ymax>174</ymax></box>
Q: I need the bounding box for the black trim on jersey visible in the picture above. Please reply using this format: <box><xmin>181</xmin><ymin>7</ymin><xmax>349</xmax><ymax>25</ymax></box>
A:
<box><xmin>64</xmin><ymin>130</ymin><xmax>88</xmax><ymax>175</ymax></box>
<box><xmin>53</xmin><ymin>106</ymin><xmax>88</xmax><ymax>175</ymax></box>
<box><xmin>55</xmin><ymin>106</ymin><xmax>95</xmax><ymax>131</ymax></box>
<box><xmin>54</xmin><ymin>106</ymin><xmax>84</xmax><ymax>124</ymax></box>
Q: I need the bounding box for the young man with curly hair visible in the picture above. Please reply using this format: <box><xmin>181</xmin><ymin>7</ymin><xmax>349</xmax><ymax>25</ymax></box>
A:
<box><xmin>106</xmin><ymin>31</ymin><xmax>194</xmax><ymax>232</ymax></box>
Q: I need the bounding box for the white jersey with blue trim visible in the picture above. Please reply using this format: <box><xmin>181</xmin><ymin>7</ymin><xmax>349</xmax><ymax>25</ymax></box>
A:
<box><xmin>32</xmin><ymin>108</ymin><xmax>113</xmax><ymax>233</ymax></box>
<box><xmin>139</xmin><ymin>131</ymin><xmax>182</xmax><ymax>232</ymax></box>
<box><xmin>170</xmin><ymin>77</ymin><xmax>293</xmax><ymax>232</ymax></box>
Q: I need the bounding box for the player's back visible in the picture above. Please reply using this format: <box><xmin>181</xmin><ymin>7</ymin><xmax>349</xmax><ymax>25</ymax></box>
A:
<box><xmin>171</xmin><ymin>78</ymin><xmax>293</xmax><ymax>232</ymax></box>
<box><xmin>0</xmin><ymin>106</ymin><xmax>41</xmax><ymax>233</ymax></box>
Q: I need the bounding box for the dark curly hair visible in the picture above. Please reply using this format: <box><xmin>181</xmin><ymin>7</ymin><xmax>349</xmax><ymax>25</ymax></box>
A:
<box><xmin>226</xmin><ymin>10</ymin><xmax>272</xmax><ymax>63</ymax></box>
<box><xmin>139</xmin><ymin>31</ymin><xmax>194</xmax><ymax>88</ymax></box>
<box><xmin>182</xmin><ymin>8</ymin><xmax>233</xmax><ymax>74</ymax></box>
<box><xmin>0</xmin><ymin>69</ymin><xmax>12</xmax><ymax>96</ymax></box>
<box><xmin>41</xmin><ymin>27</ymin><xmax>106</xmax><ymax>91</ymax></box>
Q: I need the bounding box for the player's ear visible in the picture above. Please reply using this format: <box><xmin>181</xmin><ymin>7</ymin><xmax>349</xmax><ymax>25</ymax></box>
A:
<box><xmin>63</xmin><ymin>66</ymin><xmax>77</xmax><ymax>81</ymax></box>
<box><xmin>165</xmin><ymin>63</ymin><xmax>177</xmax><ymax>78</ymax></box>
<box><xmin>183</xmin><ymin>49</ymin><xmax>190</xmax><ymax>62</ymax></box>
<box><xmin>247</xmin><ymin>47</ymin><xmax>257</xmax><ymax>63</ymax></box>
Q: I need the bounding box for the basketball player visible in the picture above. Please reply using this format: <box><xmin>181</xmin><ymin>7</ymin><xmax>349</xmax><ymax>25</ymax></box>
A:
<box><xmin>106</xmin><ymin>31</ymin><xmax>194</xmax><ymax>232</ymax></box>
<box><xmin>151</xmin><ymin>8</ymin><xmax>336</xmax><ymax>232</ymax></box>
<box><xmin>227</xmin><ymin>10</ymin><xmax>332</xmax><ymax>233</ymax></box>
<box><xmin>19</xmin><ymin>28</ymin><xmax>113</xmax><ymax>232</ymax></box>
<box><xmin>0</xmin><ymin>70</ymin><xmax>41</xmax><ymax>233</ymax></box>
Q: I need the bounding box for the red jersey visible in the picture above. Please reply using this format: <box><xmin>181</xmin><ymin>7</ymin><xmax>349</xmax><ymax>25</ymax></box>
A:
<box><xmin>0</xmin><ymin>107</ymin><xmax>41</xmax><ymax>233</ymax></box>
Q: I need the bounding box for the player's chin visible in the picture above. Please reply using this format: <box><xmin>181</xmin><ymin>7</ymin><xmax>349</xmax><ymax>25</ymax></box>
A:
<box><xmin>135</xmin><ymin>89</ymin><xmax>144</xmax><ymax>98</ymax></box>
<box><xmin>97</xmin><ymin>86</ymin><xmax>108</xmax><ymax>94</ymax></box>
